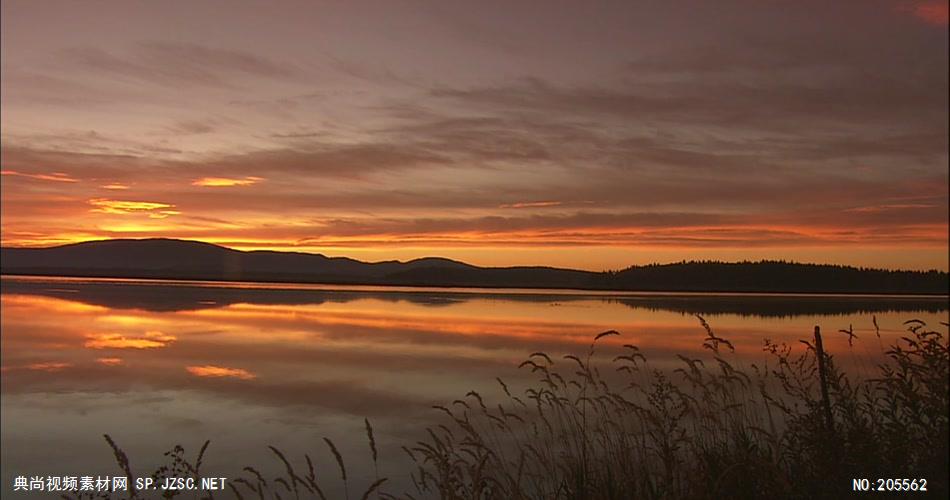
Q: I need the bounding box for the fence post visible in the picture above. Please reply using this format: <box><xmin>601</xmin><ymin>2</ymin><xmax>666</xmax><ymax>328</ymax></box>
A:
<box><xmin>814</xmin><ymin>326</ymin><xmax>834</xmax><ymax>435</ymax></box>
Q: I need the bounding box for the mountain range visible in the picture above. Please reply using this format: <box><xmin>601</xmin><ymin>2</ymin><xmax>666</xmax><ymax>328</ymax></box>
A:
<box><xmin>1</xmin><ymin>238</ymin><xmax>947</xmax><ymax>295</ymax></box>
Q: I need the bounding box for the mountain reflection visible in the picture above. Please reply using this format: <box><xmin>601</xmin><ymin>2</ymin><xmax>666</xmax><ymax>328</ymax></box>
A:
<box><xmin>2</xmin><ymin>276</ymin><xmax>946</xmax><ymax>317</ymax></box>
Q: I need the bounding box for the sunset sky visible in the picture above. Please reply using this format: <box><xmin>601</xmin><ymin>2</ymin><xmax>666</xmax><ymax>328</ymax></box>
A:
<box><xmin>1</xmin><ymin>0</ymin><xmax>947</xmax><ymax>271</ymax></box>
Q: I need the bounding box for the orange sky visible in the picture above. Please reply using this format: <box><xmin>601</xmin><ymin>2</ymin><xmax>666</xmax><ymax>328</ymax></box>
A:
<box><xmin>1</xmin><ymin>0</ymin><xmax>947</xmax><ymax>271</ymax></box>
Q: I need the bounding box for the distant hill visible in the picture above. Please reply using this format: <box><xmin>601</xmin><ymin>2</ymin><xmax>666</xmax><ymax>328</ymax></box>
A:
<box><xmin>1</xmin><ymin>238</ymin><xmax>947</xmax><ymax>295</ymax></box>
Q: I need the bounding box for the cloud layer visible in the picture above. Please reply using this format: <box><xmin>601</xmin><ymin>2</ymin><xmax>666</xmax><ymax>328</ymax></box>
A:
<box><xmin>1</xmin><ymin>0</ymin><xmax>947</xmax><ymax>270</ymax></box>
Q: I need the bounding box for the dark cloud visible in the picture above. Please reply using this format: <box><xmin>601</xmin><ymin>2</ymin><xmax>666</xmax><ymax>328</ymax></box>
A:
<box><xmin>62</xmin><ymin>41</ymin><xmax>305</xmax><ymax>88</ymax></box>
<box><xmin>0</xmin><ymin>72</ymin><xmax>126</xmax><ymax>107</ymax></box>
<box><xmin>431</xmin><ymin>74</ymin><xmax>946</xmax><ymax>137</ymax></box>
<box><xmin>0</xmin><ymin>144</ymin><xmax>170</xmax><ymax>182</ymax></box>
<box><xmin>0</xmin><ymin>139</ymin><xmax>448</xmax><ymax>183</ymax></box>
<box><xmin>164</xmin><ymin>119</ymin><xmax>217</xmax><ymax>136</ymax></box>
<box><xmin>206</xmin><ymin>142</ymin><xmax>447</xmax><ymax>179</ymax></box>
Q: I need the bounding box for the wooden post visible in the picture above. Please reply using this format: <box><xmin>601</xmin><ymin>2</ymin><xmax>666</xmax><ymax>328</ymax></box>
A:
<box><xmin>814</xmin><ymin>326</ymin><xmax>834</xmax><ymax>435</ymax></box>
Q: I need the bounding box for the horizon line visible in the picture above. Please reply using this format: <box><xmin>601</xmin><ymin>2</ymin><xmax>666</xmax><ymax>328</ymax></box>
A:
<box><xmin>2</xmin><ymin>237</ymin><xmax>948</xmax><ymax>275</ymax></box>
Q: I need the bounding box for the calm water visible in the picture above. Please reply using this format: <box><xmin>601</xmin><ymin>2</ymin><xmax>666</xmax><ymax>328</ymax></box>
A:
<box><xmin>2</xmin><ymin>276</ymin><xmax>947</xmax><ymax>497</ymax></box>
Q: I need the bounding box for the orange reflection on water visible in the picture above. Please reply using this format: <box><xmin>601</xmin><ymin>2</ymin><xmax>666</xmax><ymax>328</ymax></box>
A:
<box><xmin>186</xmin><ymin>365</ymin><xmax>256</xmax><ymax>380</ymax></box>
<box><xmin>2</xmin><ymin>279</ymin><xmax>947</xmax><ymax>390</ymax></box>
<box><xmin>22</xmin><ymin>362</ymin><xmax>73</xmax><ymax>372</ymax></box>
<box><xmin>84</xmin><ymin>331</ymin><xmax>175</xmax><ymax>349</ymax></box>
<box><xmin>209</xmin><ymin>306</ymin><xmax>586</xmax><ymax>338</ymax></box>
<box><xmin>188</xmin><ymin>300</ymin><xmax>635</xmax><ymax>347</ymax></box>
<box><xmin>1</xmin><ymin>294</ymin><xmax>107</xmax><ymax>313</ymax></box>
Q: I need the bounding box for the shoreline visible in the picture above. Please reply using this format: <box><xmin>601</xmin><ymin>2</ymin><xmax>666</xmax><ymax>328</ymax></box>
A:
<box><xmin>3</xmin><ymin>272</ymin><xmax>949</xmax><ymax>298</ymax></box>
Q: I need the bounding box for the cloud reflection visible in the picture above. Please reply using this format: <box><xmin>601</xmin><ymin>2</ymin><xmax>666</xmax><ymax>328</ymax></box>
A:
<box><xmin>84</xmin><ymin>331</ymin><xmax>175</xmax><ymax>349</ymax></box>
<box><xmin>25</xmin><ymin>362</ymin><xmax>72</xmax><ymax>372</ymax></box>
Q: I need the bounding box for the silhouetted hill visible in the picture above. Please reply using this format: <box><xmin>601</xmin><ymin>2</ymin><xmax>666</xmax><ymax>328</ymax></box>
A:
<box><xmin>1</xmin><ymin>239</ymin><xmax>947</xmax><ymax>295</ymax></box>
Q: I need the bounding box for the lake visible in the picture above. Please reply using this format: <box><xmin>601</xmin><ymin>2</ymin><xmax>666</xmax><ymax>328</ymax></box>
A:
<box><xmin>1</xmin><ymin>275</ymin><xmax>947</xmax><ymax>497</ymax></box>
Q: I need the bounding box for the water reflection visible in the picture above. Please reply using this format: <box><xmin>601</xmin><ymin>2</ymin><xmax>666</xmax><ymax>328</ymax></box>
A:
<box><xmin>84</xmin><ymin>331</ymin><xmax>176</xmax><ymax>349</ymax></box>
<box><xmin>1</xmin><ymin>276</ymin><xmax>947</xmax><ymax>497</ymax></box>
<box><xmin>2</xmin><ymin>276</ymin><xmax>945</xmax><ymax>317</ymax></box>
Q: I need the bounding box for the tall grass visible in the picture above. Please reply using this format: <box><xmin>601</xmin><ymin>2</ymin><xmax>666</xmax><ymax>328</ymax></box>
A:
<box><xmin>67</xmin><ymin>318</ymin><xmax>948</xmax><ymax>499</ymax></box>
<box><xmin>405</xmin><ymin>318</ymin><xmax>948</xmax><ymax>499</ymax></box>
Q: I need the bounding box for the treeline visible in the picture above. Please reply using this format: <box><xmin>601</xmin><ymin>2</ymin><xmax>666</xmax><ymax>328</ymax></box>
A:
<box><xmin>603</xmin><ymin>260</ymin><xmax>948</xmax><ymax>294</ymax></box>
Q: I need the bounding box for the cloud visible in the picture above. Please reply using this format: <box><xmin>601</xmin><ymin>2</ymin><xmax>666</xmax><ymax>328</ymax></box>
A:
<box><xmin>206</xmin><ymin>142</ymin><xmax>448</xmax><ymax>179</ymax></box>
<box><xmin>900</xmin><ymin>1</ymin><xmax>949</xmax><ymax>25</ymax></box>
<box><xmin>2</xmin><ymin>122</ymin><xmax>946</xmax><ymax>255</ymax></box>
<box><xmin>845</xmin><ymin>203</ymin><xmax>938</xmax><ymax>213</ymax></box>
<box><xmin>1</xmin><ymin>170</ymin><xmax>78</xmax><ymax>183</ymax></box>
<box><xmin>186</xmin><ymin>365</ymin><xmax>256</xmax><ymax>380</ymax></box>
<box><xmin>0</xmin><ymin>135</ymin><xmax>453</xmax><ymax>185</ymax></box>
<box><xmin>62</xmin><ymin>41</ymin><xmax>305</xmax><ymax>89</ymax></box>
<box><xmin>192</xmin><ymin>176</ymin><xmax>263</xmax><ymax>187</ymax></box>
<box><xmin>269</xmin><ymin>130</ymin><xmax>328</xmax><ymax>139</ymax></box>
<box><xmin>0</xmin><ymin>0</ymin><xmax>945</xmax><ymax>264</ymax></box>
<box><xmin>0</xmin><ymin>144</ymin><xmax>170</xmax><ymax>182</ymax></box>
<box><xmin>165</xmin><ymin>119</ymin><xmax>217</xmax><ymax>135</ymax></box>
<box><xmin>98</xmin><ymin>202</ymin><xmax>942</xmax><ymax>249</ymax></box>
<box><xmin>431</xmin><ymin>74</ymin><xmax>946</xmax><ymax>138</ymax></box>
<box><xmin>499</xmin><ymin>201</ymin><xmax>562</xmax><ymax>209</ymax></box>
<box><xmin>88</xmin><ymin>199</ymin><xmax>180</xmax><ymax>218</ymax></box>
